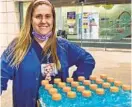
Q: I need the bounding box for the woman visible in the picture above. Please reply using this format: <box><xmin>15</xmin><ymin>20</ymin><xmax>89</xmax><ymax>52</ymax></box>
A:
<box><xmin>1</xmin><ymin>0</ymin><xmax>95</xmax><ymax>107</ymax></box>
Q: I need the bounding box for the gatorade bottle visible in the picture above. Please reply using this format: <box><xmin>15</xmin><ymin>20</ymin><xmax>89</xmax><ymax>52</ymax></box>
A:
<box><xmin>120</xmin><ymin>84</ymin><xmax>131</xmax><ymax>106</ymax></box>
<box><xmin>58</xmin><ymin>82</ymin><xmax>66</xmax><ymax>93</ymax></box>
<box><xmin>45</xmin><ymin>84</ymin><xmax>53</xmax><ymax>90</ymax></box>
<box><xmin>83</xmin><ymin>80</ymin><xmax>91</xmax><ymax>90</ymax></box>
<box><xmin>102</xmin><ymin>82</ymin><xmax>111</xmax><ymax>106</ymax></box>
<box><xmin>50</xmin><ymin>93</ymin><xmax>62</xmax><ymax>107</ymax></box>
<box><xmin>89</xmin><ymin>75</ymin><xmax>97</xmax><ymax>84</ymax></box>
<box><xmin>102</xmin><ymin>82</ymin><xmax>110</xmax><ymax>94</ymax></box>
<box><xmin>40</xmin><ymin>80</ymin><xmax>49</xmax><ymax>96</ymax></box>
<box><xmin>94</xmin><ymin>88</ymin><xmax>105</xmax><ymax>107</ymax></box>
<box><xmin>41</xmin><ymin>80</ymin><xmax>49</xmax><ymax>86</ymax></box>
<box><xmin>89</xmin><ymin>84</ymin><xmax>98</xmax><ymax>99</ymax></box>
<box><xmin>107</xmin><ymin>77</ymin><xmax>114</xmax><ymax>86</ymax></box>
<box><xmin>62</xmin><ymin>86</ymin><xmax>71</xmax><ymax>97</ymax></box>
<box><xmin>66</xmin><ymin>78</ymin><xmax>73</xmax><ymax>86</ymax></box>
<box><xmin>114</xmin><ymin>80</ymin><xmax>122</xmax><ymax>92</ymax></box>
<box><xmin>48</xmin><ymin>88</ymin><xmax>58</xmax><ymax>95</ymax></box>
<box><xmin>95</xmin><ymin>78</ymin><xmax>104</xmax><ymax>88</ymax></box>
<box><xmin>54</xmin><ymin>78</ymin><xmax>61</xmax><ymax>88</ymax></box>
<box><xmin>89</xmin><ymin>84</ymin><xmax>98</xmax><ymax>92</ymax></box>
<box><xmin>76</xmin><ymin>86</ymin><xmax>85</xmax><ymax>96</ymax></box>
<box><xmin>38</xmin><ymin>86</ymin><xmax>48</xmax><ymax>106</ymax></box>
<box><xmin>67</xmin><ymin>91</ymin><xmax>77</xmax><ymax>107</ymax></box>
<box><xmin>71</xmin><ymin>81</ymin><xmax>79</xmax><ymax>91</ymax></box>
<box><xmin>78</xmin><ymin>76</ymin><xmax>85</xmax><ymax>85</ymax></box>
<box><xmin>100</xmin><ymin>74</ymin><xmax>107</xmax><ymax>82</ymax></box>
<box><xmin>109</xmin><ymin>86</ymin><xmax>120</xmax><ymax>106</ymax></box>
<box><xmin>82</xmin><ymin>90</ymin><xmax>92</xmax><ymax>106</ymax></box>
<box><xmin>39</xmin><ymin>85</ymin><xmax>53</xmax><ymax>106</ymax></box>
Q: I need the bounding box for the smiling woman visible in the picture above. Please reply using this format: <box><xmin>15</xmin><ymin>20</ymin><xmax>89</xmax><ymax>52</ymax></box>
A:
<box><xmin>0</xmin><ymin>0</ymin><xmax>95</xmax><ymax>107</ymax></box>
<box><xmin>32</xmin><ymin>2</ymin><xmax>53</xmax><ymax>36</ymax></box>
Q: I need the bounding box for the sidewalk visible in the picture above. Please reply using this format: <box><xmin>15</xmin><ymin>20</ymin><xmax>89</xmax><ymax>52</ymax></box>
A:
<box><xmin>1</xmin><ymin>49</ymin><xmax>131</xmax><ymax>107</ymax></box>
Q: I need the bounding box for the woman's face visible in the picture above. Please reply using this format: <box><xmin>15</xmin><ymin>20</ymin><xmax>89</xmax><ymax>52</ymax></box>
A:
<box><xmin>32</xmin><ymin>4</ymin><xmax>53</xmax><ymax>35</ymax></box>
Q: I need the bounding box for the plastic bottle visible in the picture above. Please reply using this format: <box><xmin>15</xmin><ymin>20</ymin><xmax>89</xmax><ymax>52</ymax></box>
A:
<box><xmin>54</xmin><ymin>78</ymin><xmax>61</xmax><ymax>88</ymax></box>
<box><xmin>66</xmin><ymin>91</ymin><xmax>77</xmax><ymax>107</ymax></box>
<box><xmin>93</xmin><ymin>88</ymin><xmax>106</xmax><ymax>107</ymax></box>
<box><xmin>45</xmin><ymin>84</ymin><xmax>53</xmax><ymax>90</ymax></box>
<box><xmin>41</xmin><ymin>80</ymin><xmax>49</xmax><ymax>86</ymax></box>
<box><xmin>102</xmin><ymin>82</ymin><xmax>111</xmax><ymax>106</ymax></box>
<box><xmin>66</xmin><ymin>78</ymin><xmax>73</xmax><ymax>86</ymax></box>
<box><xmin>120</xmin><ymin>84</ymin><xmax>131</xmax><ymax>106</ymax></box>
<box><xmin>50</xmin><ymin>93</ymin><xmax>62</xmax><ymax>107</ymax></box>
<box><xmin>48</xmin><ymin>88</ymin><xmax>58</xmax><ymax>95</ymax></box>
<box><xmin>100</xmin><ymin>74</ymin><xmax>107</xmax><ymax>82</ymax></box>
<box><xmin>114</xmin><ymin>80</ymin><xmax>122</xmax><ymax>92</ymax></box>
<box><xmin>109</xmin><ymin>86</ymin><xmax>120</xmax><ymax>106</ymax></box>
<box><xmin>95</xmin><ymin>78</ymin><xmax>104</xmax><ymax>88</ymax></box>
<box><xmin>39</xmin><ymin>84</ymin><xmax>54</xmax><ymax>106</ymax></box>
<box><xmin>76</xmin><ymin>86</ymin><xmax>85</xmax><ymax>96</ymax></box>
<box><xmin>58</xmin><ymin>82</ymin><xmax>66</xmax><ymax>93</ymax></box>
<box><xmin>89</xmin><ymin>84</ymin><xmax>98</xmax><ymax>92</ymax></box>
<box><xmin>82</xmin><ymin>90</ymin><xmax>92</xmax><ymax>106</ymax></box>
<box><xmin>83</xmin><ymin>80</ymin><xmax>91</xmax><ymax>90</ymax></box>
<box><xmin>71</xmin><ymin>81</ymin><xmax>79</xmax><ymax>91</ymax></box>
<box><xmin>107</xmin><ymin>77</ymin><xmax>114</xmax><ymax>86</ymax></box>
<box><xmin>39</xmin><ymin>86</ymin><xmax>48</xmax><ymax>105</ymax></box>
<box><xmin>62</xmin><ymin>86</ymin><xmax>71</xmax><ymax>96</ymax></box>
<box><xmin>78</xmin><ymin>76</ymin><xmax>85</xmax><ymax>85</ymax></box>
<box><xmin>89</xmin><ymin>75</ymin><xmax>97</xmax><ymax>84</ymax></box>
<box><xmin>89</xmin><ymin>84</ymin><xmax>98</xmax><ymax>100</ymax></box>
<box><xmin>63</xmin><ymin>86</ymin><xmax>71</xmax><ymax>93</ymax></box>
<box><xmin>102</xmin><ymin>82</ymin><xmax>110</xmax><ymax>94</ymax></box>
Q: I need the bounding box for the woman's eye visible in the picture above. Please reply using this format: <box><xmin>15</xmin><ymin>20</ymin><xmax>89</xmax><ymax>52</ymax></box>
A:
<box><xmin>36</xmin><ymin>15</ymin><xmax>42</xmax><ymax>19</ymax></box>
<box><xmin>46</xmin><ymin>15</ymin><xmax>51</xmax><ymax>18</ymax></box>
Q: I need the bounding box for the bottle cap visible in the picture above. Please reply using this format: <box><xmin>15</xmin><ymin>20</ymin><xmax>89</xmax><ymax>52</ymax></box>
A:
<box><xmin>83</xmin><ymin>80</ymin><xmax>91</xmax><ymax>85</ymax></box>
<box><xmin>52</xmin><ymin>93</ymin><xmax>62</xmax><ymax>101</ymax></box>
<box><xmin>89</xmin><ymin>84</ymin><xmax>98</xmax><ymax>90</ymax></box>
<box><xmin>71</xmin><ymin>81</ymin><xmax>79</xmax><ymax>87</ymax></box>
<box><xmin>54</xmin><ymin>78</ymin><xmax>61</xmax><ymax>84</ymax></box>
<box><xmin>102</xmin><ymin>82</ymin><xmax>110</xmax><ymax>88</ymax></box>
<box><xmin>41</xmin><ymin>80</ymin><xmax>49</xmax><ymax>86</ymax></box>
<box><xmin>63</xmin><ymin>86</ymin><xmax>71</xmax><ymax>93</ymax></box>
<box><xmin>107</xmin><ymin>77</ymin><xmax>114</xmax><ymax>83</ymax></box>
<box><xmin>96</xmin><ymin>78</ymin><xmax>104</xmax><ymax>84</ymax></box>
<box><xmin>82</xmin><ymin>90</ymin><xmax>91</xmax><ymax>97</ymax></box>
<box><xmin>49</xmin><ymin>88</ymin><xmax>58</xmax><ymax>95</ymax></box>
<box><xmin>67</xmin><ymin>91</ymin><xmax>76</xmax><ymax>98</ymax></box>
<box><xmin>77</xmin><ymin>86</ymin><xmax>85</xmax><ymax>92</ymax></box>
<box><xmin>45</xmin><ymin>84</ymin><xmax>53</xmax><ymax>90</ymax></box>
<box><xmin>122</xmin><ymin>85</ymin><xmax>131</xmax><ymax>91</ymax></box>
<box><xmin>58</xmin><ymin>82</ymin><xmax>66</xmax><ymax>88</ymax></box>
<box><xmin>96</xmin><ymin>88</ymin><xmax>105</xmax><ymax>95</ymax></box>
<box><xmin>89</xmin><ymin>75</ymin><xmax>97</xmax><ymax>80</ymax></box>
<box><xmin>78</xmin><ymin>76</ymin><xmax>85</xmax><ymax>82</ymax></box>
<box><xmin>66</xmin><ymin>78</ymin><xmax>73</xmax><ymax>83</ymax></box>
<box><xmin>110</xmin><ymin>86</ymin><xmax>119</xmax><ymax>93</ymax></box>
<box><xmin>100</xmin><ymin>74</ymin><xmax>107</xmax><ymax>79</ymax></box>
<box><xmin>114</xmin><ymin>81</ymin><xmax>122</xmax><ymax>87</ymax></box>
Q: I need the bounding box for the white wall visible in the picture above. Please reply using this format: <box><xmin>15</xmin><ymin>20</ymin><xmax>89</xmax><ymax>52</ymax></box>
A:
<box><xmin>0</xmin><ymin>0</ymin><xmax>20</xmax><ymax>55</ymax></box>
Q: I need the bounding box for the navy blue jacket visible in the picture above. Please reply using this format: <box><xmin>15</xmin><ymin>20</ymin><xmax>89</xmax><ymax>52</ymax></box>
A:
<box><xmin>1</xmin><ymin>37</ymin><xmax>95</xmax><ymax>107</ymax></box>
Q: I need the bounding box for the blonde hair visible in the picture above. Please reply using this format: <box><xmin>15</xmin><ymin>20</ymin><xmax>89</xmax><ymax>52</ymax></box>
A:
<box><xmin>8</xmin><ymin>0</ymin><xmax>61</xmax><ymax>70</ymax></box>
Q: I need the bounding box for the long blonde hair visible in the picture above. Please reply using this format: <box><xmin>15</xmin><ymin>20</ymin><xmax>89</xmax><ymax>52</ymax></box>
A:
<box><xmin>8</xmin><ymin>0</ymin><xmax>61</xmax><ymax>70</ymax></box>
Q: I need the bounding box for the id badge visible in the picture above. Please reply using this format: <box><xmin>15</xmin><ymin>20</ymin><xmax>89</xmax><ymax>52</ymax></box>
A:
<box><xmin>41</xmin><ymin>63</ymin><xmax>58</xmax><ymax>81</ymax></box>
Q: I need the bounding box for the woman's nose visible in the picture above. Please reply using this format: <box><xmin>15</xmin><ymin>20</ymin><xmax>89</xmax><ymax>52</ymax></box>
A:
<box><xmin>41</xmin><ymin>17</ymin><xmax>46</xmax><ymax>23</ymax></box>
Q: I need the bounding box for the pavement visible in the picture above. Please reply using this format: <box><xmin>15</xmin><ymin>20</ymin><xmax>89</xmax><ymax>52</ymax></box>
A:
<box><xmin>0</xmin><ymin>48</ymin><xmax>131</xmax><ymax>107</ymax></box>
